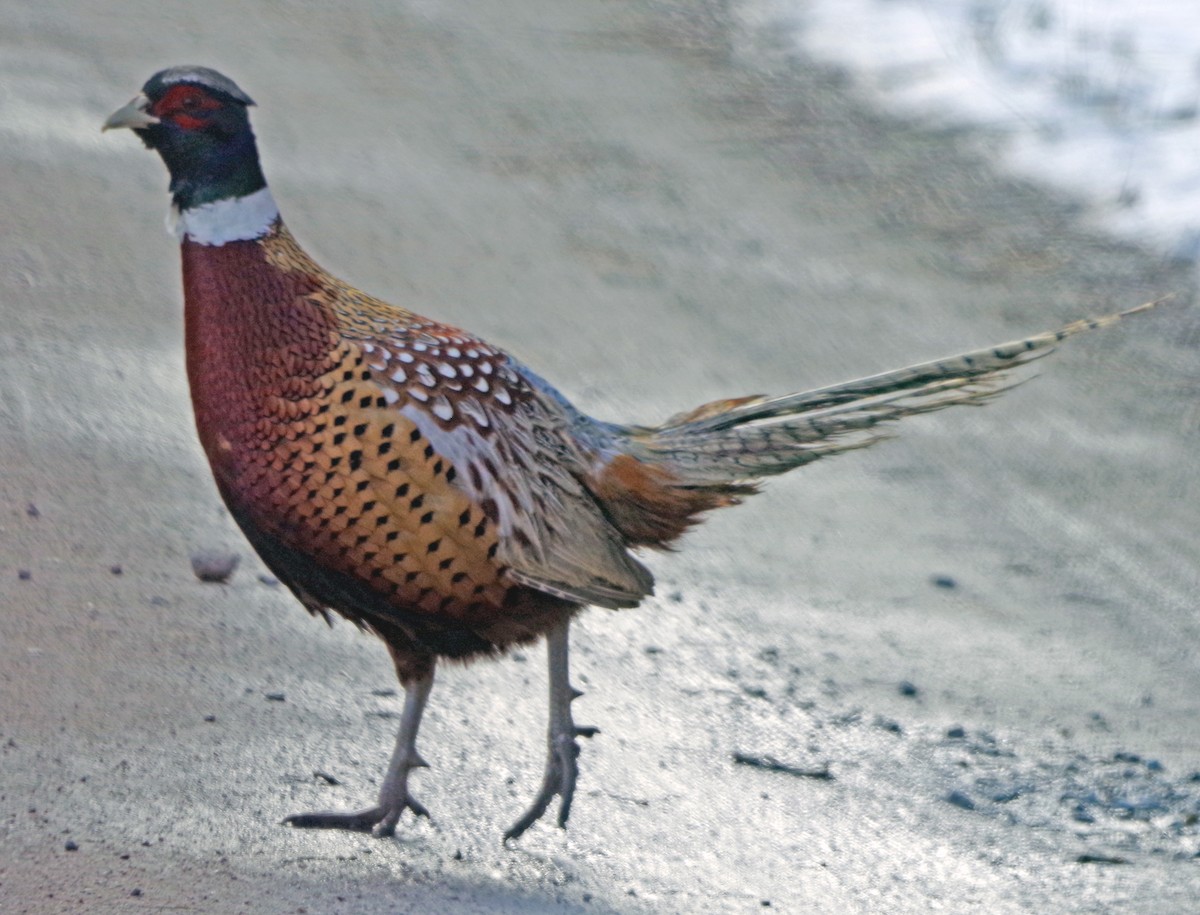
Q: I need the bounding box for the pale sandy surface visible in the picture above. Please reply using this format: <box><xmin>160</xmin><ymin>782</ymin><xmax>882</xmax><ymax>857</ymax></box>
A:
<box><xmin>3</xmin><ymin>1</ymin><xmax>1200</xmax><ymax>912</ymax></box>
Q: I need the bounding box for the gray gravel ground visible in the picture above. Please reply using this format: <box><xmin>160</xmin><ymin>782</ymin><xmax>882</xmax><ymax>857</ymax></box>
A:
<box><xmin>2</xmin><ymin>1</ymin><xmax>1199</xmax><ymax>912</ymax></box>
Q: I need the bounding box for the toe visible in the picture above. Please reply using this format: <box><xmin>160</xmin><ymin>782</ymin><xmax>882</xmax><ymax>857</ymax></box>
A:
<box><xmin>283</xmin><ymin>806</ymin><xmax>385</xmax><ymax>832</ymax></box>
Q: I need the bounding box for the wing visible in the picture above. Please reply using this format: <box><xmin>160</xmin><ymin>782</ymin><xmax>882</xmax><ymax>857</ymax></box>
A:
<box><xmin>348</xmin><ymin>319</ymin><xmax>654</xmax><ymax>611</ymax></box>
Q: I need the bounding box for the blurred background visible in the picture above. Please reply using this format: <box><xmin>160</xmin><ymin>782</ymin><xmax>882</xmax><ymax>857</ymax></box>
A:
<box><xmin>2</xmin><ymin>1</ymin><xmax>1198</xmax><ymax>912</ymax></box>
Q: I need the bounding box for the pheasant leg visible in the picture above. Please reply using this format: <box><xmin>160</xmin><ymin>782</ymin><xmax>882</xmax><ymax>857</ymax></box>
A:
<box><xmin>284</xmin><ymin>668</ymin><xmax>434</xmax><ymax>837</ymax></box>
<box><xmin>505</xmin><ymin>618</ymin><xmax>598</xmax><ymax>840</ymax></box>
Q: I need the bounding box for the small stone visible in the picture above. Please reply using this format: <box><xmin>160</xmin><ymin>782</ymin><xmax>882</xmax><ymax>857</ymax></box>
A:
<box><xmin>898</xmin><ymin>681</ymin><xmax>919</xmax><ymax>697</ymax></box>
<box><xmin>931</xmin><ymin>574</ymin><xmax>957</xmax><ymax>589</ymax></box>
<box><xmin>130</xmin><ymin>888</ymin><xmax>143</xmax><ymax>897</ymax></box>
<box><xmin>26</xmin><ymin>503</ymin><xmax>40</xmax><ymax>518</ymax></box>
<box><xmin>945</xmin><ymin>790</ymin><xmax>976</xmax><ymax>810</ymax></box>
<box><xmin>110</xmin><ymin>565</ymin><xmax>123</xmax><ymax>575</ymax></box>
<box><xmin>64</xmin><ymin>840</ymin><xmax>79</xmax><ymax>851</ymax></box>
<box><xmin>203</xmin><ymin>715</ymin><xmax>217</xmax><ymax>723</ymax></box>
<box><xmin>946</xmin><ymin>725</ymin><xmax>966</xmax><ymax>739</ymax></box>
<box><xmin>190</xmin><ymin>549</ymin><xmax>239</xmax><ymax>583</ymax></box>
<box><xmin>265</xmin><ymin>692</ymin><xmax>286</xmax><ymax>702</ymax></box>
<box><xmin>875</xmin><ymin>716</ymin><xmax>903</xmax><ymax>734</ymax></box>
<box><xmin>17</xmin><ymin>569</ymin><xmax>31</xmax><ymax>581</ymax></box>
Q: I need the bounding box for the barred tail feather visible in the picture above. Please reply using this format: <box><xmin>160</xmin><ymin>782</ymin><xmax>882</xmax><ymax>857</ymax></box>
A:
<box><xmin>636</xmin><ymin>298</ymin><xmax>1167</xmax><ymax>485</ymax></box>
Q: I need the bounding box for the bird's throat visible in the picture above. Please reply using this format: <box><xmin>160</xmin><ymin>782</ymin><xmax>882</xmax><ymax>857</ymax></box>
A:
<box><xmin>173</xmin><ymin>187</ymin><xmax>280</xmax><ymax>246</ymax></box>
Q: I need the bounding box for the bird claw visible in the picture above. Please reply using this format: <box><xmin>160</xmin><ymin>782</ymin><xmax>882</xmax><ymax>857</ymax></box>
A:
<box><xmin>504</xmin><ymin>724</ymin><xmax>598</xmax><ymax>841</ymax></box>
<box><xmin>283</xmin><ymin>794</ymin><xmax>430</xmax><ymax>837</ymax></box>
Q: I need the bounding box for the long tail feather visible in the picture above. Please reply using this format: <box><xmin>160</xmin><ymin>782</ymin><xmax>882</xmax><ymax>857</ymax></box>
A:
<box><xmin>636</xmin><ymin>297</ymin><xmax>1169</xmax><ymax>484</ymax></box>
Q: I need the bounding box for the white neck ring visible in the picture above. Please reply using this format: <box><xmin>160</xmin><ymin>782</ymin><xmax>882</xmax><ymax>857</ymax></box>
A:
<box><xmin>172</xmin><ymin>187</ymin><xmax>280</xmax><ymax>246</ymax></box>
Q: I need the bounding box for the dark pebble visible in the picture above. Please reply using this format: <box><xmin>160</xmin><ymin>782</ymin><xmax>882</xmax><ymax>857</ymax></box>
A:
<box><xmin>931</xmin><ymin>574</ymin><xmax>957</xmax><ymax>589</ymax></box>
<box><xmin>131</xmin><ymin>888</ymin><xmax>143</xmax><ymax>897</ymax></box>
<box><xmin>875</xmin><ymin>716</ymin><xmax>903</xmax><ymax>734</ymax></box>
<box><xmin>644</xmin><ymin>645</ymin><xmax>663</xmax><ymax>655</ymax></box>
<box><xmin>190</xmin><ymin>549</ymin><xmax>239</xmax><ymax>583</ymax></box>
<box><xmin>946</xmin><ymin>725</ymin><xmax>967</xmax><ymax>739</ymax></box>
<box><xmin>64</xmin><ymin>840</ymin><xmax>79</xmax><ymax>851</ymax></box>
<box><xmin>17</xmin><ymin>569</ymin><xmax>31</xmax><ymax>581</ymax></box>
<box><xmin>732</xmin><ymin>751</ymin><xmax>832</xmax><ymax>780</ymax></box>
<box><xmin>945</xmin><ymin>790</ymin><xmax>976</xmax><ymax>810</ymax></box>
<box><xmin>1076</xmin><ymin>853</ymin><xmax>1127</xmax><ymax>865</ymax></box>
<box><xmin>26</xmin><ymin>503</ymin><xmax>40</xmax><ymax>518</ymax></box>
<box><xmin>668</xmin><ymin>590</ymin><xmax>683</xmax><ymax>603</ymax></box>
<box><xmin>370</xmin><ymin>688</ymin><xmax>397</xmax><ymax>698</ymax></box>
<box><xmin>313</xmin><ymin>770</ymin><xmax>340</xmax><ymax>785</ymax></box>
<box><xmin>203</xmin><ymin>715</ymin><xmax>217</xmax><ymax>723</ymax></box>
<box><xmin>265</xmin><ymin>692</ymin><xmax>286</xmax><ymax>702</ymax></box>
<box><xmin>898</xmin><ymin>681</ymin><xmax>919</xmax><ymax>697</ymax></box>
<box><xmin>110</xmin><ymin>564</ymin><xmax>123</xmax><ymax>575</ymax></box>
<box><xmin>454</xmin><ymin>849</ymin><xmax>464</xmax><ymax>861</ymax></box>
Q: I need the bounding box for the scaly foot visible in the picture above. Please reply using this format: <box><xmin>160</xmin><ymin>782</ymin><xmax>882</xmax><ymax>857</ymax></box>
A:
<box><xmin>504</xmin><ymin>717</ymin><xmax>598</xmax><ymax>841</ymax></box>
<box><xmin>505</xmin><ymin>619</ymin><xmax>596</xmax><ymax>841</ymax></box>
<box><xmin>285</xmin><ymin>670</ymin><xmax>434</xmax><ymax>838</ymax></box>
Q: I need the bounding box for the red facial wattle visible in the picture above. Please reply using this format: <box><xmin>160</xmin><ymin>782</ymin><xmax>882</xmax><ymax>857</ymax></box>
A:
<box><xmin>151</xmin><ymin>84</ymin><xmax>222</xmax><ymax>130</ymax></box>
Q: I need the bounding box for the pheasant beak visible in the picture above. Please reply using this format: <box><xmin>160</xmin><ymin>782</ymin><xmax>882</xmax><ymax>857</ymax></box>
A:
<box><xmin>102</xmin><ymin>93</ymin><xmax>160</xmax><ymax>132</ymax></box>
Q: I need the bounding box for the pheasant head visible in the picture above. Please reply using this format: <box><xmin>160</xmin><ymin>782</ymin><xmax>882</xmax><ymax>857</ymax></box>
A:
<box><xmin>105</xmin><ymin>66</ymin><xmax>275</xmax><ymax>242</ymax></box>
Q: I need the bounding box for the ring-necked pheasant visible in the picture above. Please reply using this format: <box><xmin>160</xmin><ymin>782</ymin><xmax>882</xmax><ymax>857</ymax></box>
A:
<box><xmin>105</xmin><ymin>66</ymin><xmax>1159</xmax><ymax>840</ymax></box>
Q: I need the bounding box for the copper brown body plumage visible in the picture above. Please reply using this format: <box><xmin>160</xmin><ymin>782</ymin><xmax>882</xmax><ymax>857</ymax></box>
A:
<box><xmin>106</xmin><ymin>66</ymin><xmax>1160</xmax><ymax>840</ymax></box>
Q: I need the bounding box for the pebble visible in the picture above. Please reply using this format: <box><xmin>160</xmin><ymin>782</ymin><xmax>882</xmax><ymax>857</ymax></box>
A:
<box><xmin>931</xmin><ymin>574</ymin><xmax>957</xmax><ymax>589</ymax></box>
<box><xmin>898</xmin><ymin>680</ymin><xmax>919</xmax><ymax>697</ymax></box>
<box><xmin>874</xmin><ymin>716</ymin><xmax>903</xmax><ymax>734</ymax></box>
<box><xmin>17</xmin><ymin>569</ymin><xmax>31</xmax><ymax>581</ymax></box>
<box><xmin>190</xmin><ymin>549</ymin><xmax>239</xmax><ymax>583</ymax></box>
<box><xmin>945</xmin><ymin>790</ymin><xmax>976</xmax><ymax>810</ymax></box>
<box><xmin>64</xmin><ymin>840</ymin><xmax>78</xmax><ymax>851</ymax></box>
